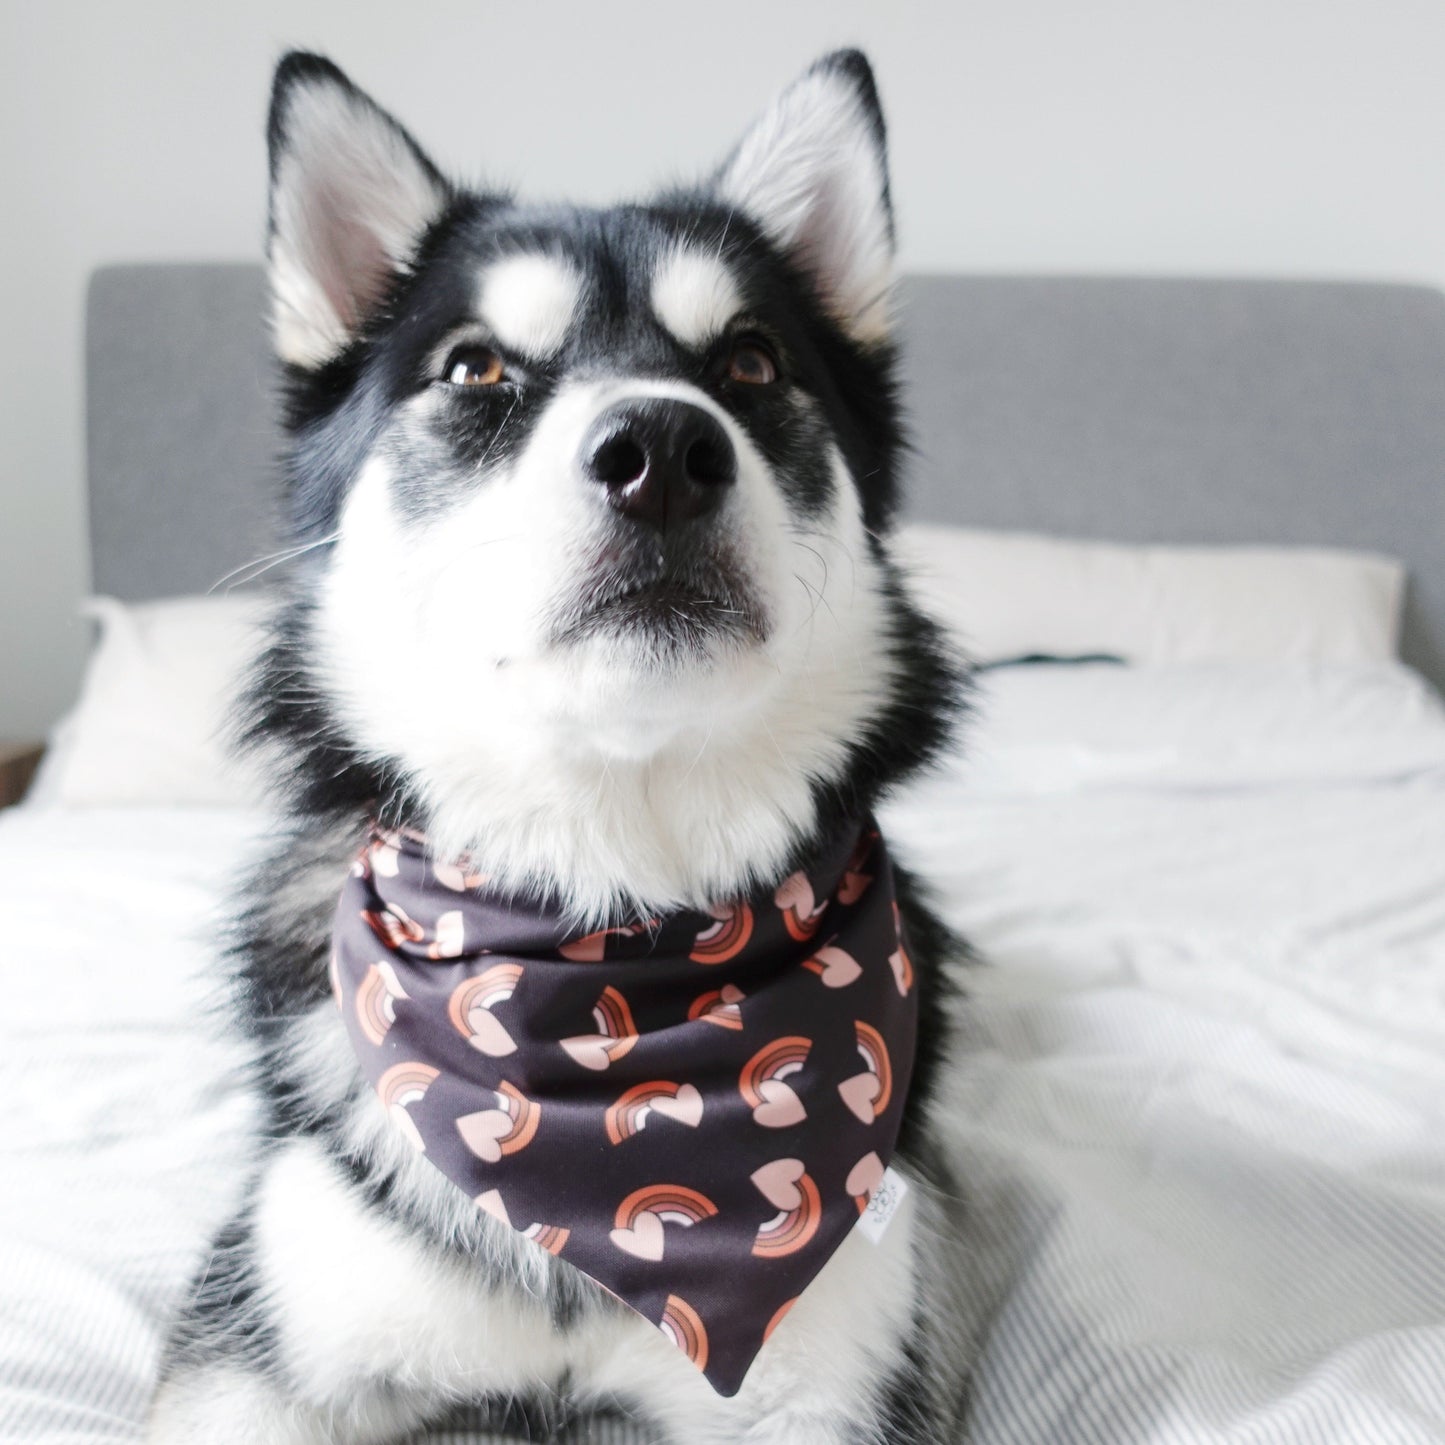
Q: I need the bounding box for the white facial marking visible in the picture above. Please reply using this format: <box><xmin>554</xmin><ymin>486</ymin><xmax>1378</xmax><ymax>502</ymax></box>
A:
<box><xmin>478</xmin><ymin>254</ymin><xmax>584</xmax><ymax>359</ymax></box>
<box><xmin>317</xmin><ymin>374</ymin><xmax>889</xmax><ymax>922</ymax></box>
<box><xmin>651</xmin><ymin>247</ymin><xmax>742</xmax><ymax>348</ymax></box>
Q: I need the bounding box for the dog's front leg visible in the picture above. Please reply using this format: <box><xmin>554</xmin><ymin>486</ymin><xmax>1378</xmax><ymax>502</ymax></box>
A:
<box><xmin>146</xmin><ymin>1136</ymin><xmax>576</xmax><ymax>1445</ymax></box>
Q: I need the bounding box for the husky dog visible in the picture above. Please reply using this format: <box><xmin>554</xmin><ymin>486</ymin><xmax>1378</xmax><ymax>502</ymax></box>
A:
<box><xmin>147</xmin><ymin>48</ymin><xmax>970</xmax><ymax>1445</ymax></box>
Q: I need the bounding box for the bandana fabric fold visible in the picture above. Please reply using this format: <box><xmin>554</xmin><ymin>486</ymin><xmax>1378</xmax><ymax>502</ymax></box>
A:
<box><xmin>329</xmin><ymin>819</ymin><xmax>918</xmax><ymax>1396</ymax></box>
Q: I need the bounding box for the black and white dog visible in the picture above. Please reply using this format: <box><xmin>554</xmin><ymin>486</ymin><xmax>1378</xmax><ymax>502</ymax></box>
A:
<box><xmin>147</xmin><ymin>49</ymin><xmax>971</xmax><ymax>1445</ymax></box>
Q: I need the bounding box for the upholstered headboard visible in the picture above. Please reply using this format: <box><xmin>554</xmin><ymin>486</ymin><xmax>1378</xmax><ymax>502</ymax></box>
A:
<box><xmin>87</xmin><ymin>264</ymin><xmax>1445</xmax><ymax>691</ymax></box>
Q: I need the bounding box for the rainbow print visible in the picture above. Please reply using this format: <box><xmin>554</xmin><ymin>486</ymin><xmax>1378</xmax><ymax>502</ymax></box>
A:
<box><xmin>889</xmin><ymin>901</ymin><xmax>914</xmax><ymax>996</ymax></box>
<box><xmin>614</xmin><ymin>1184</ymin><xmax>719</xmax><ymax>1231</ymax></box>
<box><xmin>763</xmin><ymin>1297</ymin><xmax>797</xmax><ymax>1344</ymax></box>
<box><xmin>739</xmin><ymin>1037</ymin><xmax>811</xmax><ymax>1105</ymax></box>
<box><xmin>355</xmin><ymin>960</ymin><xmax>409</xmax><ymax>1045</ymax></box>
<box><xmin>750</xmin><ymin>1157</ymin><xmax>823</xmax><ymax>1259</ymax></box>
<box><xmin>446</xmin><ymin>963</ymin><xmax>523</xmax><ymax>1056</ymax></box>
<box><xmin>687</xmin><ymin>983</ymin><xmax>744</xmax><ymax>1029</ymax></box>
<box><xmin>658</xmin><ymin>1295</ymin><xmax>709</xmax><ymax>1372</ymax></box>
<box><xmin>375</xmin><ymin>1060</ymin><xmax>440</xmax><ymax>1152</ymax></box>
<box><xmin>610</xmin><ymin>1184</ymin><xmax>718</xmax><ymax>1261</ymax></box>
<box><xmin>455</xmin><ymin>1080</ymin><xmax>541</xmax><ymax>1164</ymax></box>
<box><xmin>560</xmin><ymin>986</ymin><xmax>639</xmax><ymax>1071</ymax></box>
<box><xmin>475</xmin><ymin>1189</ymin><xmax>570</xmax><ymax>1257</ymax></box>
<box><xmin>605</xmin><ymin>1081</ymin><xmax>704</xmax><ymax>1144</ymax></box>
<box><xmin>689</xmin><ymin>903</ymin><xmax>754</xmax><ymax>964</ymax></box>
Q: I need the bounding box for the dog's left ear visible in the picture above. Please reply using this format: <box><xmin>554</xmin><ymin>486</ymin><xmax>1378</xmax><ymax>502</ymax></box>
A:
<box><xmin>714</xmin><ymin>51</ymin><xmax>894</xmax><ymax>345</ymax></box>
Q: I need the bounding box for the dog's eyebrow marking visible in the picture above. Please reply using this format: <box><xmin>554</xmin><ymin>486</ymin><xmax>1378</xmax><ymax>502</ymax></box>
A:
<box><xmin>651</xmin><ymin>246</ymin><xmax>741</xmax><ymax>348</ymax></box>
<box><xmin>477</xmin><ymin>254</ymin><xmax>583</xmax><ymax>359</ymax></box>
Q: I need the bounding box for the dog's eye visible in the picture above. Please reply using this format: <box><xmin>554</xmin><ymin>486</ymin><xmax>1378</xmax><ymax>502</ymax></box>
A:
<box><xmin>443</xmin><ymin>346</ymin><xmax>506</xmax><ymax>387</ymax></box>
<box><xmin>725</xmin><ymin>339</ymin><xmax>779</xmax><ymax>386</ymax></box>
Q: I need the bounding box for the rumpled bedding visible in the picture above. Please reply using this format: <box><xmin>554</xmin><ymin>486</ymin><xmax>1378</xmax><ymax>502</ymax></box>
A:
<box><xmin>3</xmin><ymin>662</ymin><xmax>1443</xmax><ymax>1442</ymax></box>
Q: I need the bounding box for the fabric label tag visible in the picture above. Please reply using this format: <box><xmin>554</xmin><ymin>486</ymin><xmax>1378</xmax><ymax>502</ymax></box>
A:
<box><xmin>857</xmin><ymin>1166</ymin><xmax>909</xmax><ymax>1244</ymax></box>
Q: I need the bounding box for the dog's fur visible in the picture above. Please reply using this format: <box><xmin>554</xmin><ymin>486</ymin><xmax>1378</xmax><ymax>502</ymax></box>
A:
<box><xmin>146</xmin><ymin>49</ymin><xmax>972</xmax><ymax>1444</ymax></box>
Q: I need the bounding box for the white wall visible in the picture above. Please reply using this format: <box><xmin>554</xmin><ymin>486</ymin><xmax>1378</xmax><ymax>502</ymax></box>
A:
<box><xmin>4</xmin><ymin>0</ymin><xmax>1444</xmax><ymax>738</ymax></box>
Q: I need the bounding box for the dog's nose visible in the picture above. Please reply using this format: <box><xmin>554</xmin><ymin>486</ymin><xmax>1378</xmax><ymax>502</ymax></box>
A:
<box><xmin>580</xmin><ymin>399</ymin><xmax>737</xmax><ymax>530</ymax></box>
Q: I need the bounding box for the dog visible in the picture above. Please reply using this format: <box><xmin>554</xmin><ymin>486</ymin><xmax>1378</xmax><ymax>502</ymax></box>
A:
<box><xmin>146</xmin><ymin>47</ymin><xmax>972</xmax><ymax>1445</ymax></box>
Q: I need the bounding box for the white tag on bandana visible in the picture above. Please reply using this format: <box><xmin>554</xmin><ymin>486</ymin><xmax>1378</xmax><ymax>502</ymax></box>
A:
<box><xmin>857</xmin><ymin>1166</ymin><xmax>909</xmax><ymax>1244</ymax></box>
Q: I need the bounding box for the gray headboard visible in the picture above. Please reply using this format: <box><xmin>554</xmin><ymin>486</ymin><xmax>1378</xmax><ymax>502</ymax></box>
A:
<box><xmin>87</xmin><ymin>264</ymin><xmax>1445</xmax><ymax>691</ymax></box>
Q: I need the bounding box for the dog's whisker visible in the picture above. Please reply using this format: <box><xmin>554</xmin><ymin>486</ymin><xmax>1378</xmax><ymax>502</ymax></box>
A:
<box><xmin>208</xmin><ymin>531</ymin><xmax>341</xmax><ymax>593</ymax></box>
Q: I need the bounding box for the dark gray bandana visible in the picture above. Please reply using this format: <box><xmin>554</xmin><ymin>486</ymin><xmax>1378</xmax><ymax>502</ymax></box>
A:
<box><xmin>330</xmin><ymin>820</ymin><xmax>918</xmax><ymax>1396</ymax></box>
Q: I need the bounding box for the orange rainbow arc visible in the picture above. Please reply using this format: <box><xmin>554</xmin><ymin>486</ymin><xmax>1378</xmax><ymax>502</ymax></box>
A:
<box><xmin>614</xmin><ymin>1184</ymin><xmax>718</xmax><ymax>1230</ymax></box>
<box><xmin>521</xmin><ymin>1222</ymin><xmax>571</xmax><ymax>1256</ymax></box>
<box><xmin>688</xmin><ymin>985</ymin><xmax>744</xmax><ymax>1029</ymax></box>
<box><xmin>763</xmin><ymin>1297</ymin><xmax>798</xmax><ymax>1344</ymax></box>
<box><xmin>376</xmin><ymin>1061</ymin><xmax>439</xmax><ymax>1110</ymax></box>
<box><xmin>853</xmin><ymin>1020</ymin><xmax>893</xmax><ymax>1115</ymax></box>
<box><xmin>558</xmin><ymin>921</ymin><xmax>653</xmax><ymax>962</ymax></box>
<box><xmin>739</xmin><ymin>1037</ymin><xmax>812</xmax><ymax>1109</ymax></box>
<box><xmin>752</xmin><ymin>1171</ymin><xmax>822</xmax><ymax>1258</ymax></box>
<box><xmin>605</xmin><ymin>1081</ymin><xmax>701</xmax><ymax>1144</ymax></box>
<box><xmin>560</xmin><ymin>986</ymin><xmax>640</xmax><ymax>1071</ymax></box>
<box><xmin>492</xmin><ymin>1080</ymin><xmax>542</xmax><ymax>1157</ymax></box>
<box><xmin>355</xmin><ymin>961</ymin><xmax>407</xmax><ymax>1045</ymax></box>
<box><xmin>689</xmin><ymin>903</ymin><xmax>754</xmax><ymax>964</ymax></box>
<box><xmin>890</xmin><ymin>901</ymin><xmax>915</xmax><ymax>996</ymax></box>
<box><xmin>361</xmin><ymin>903</ymin><xmax>424</xmax><ymax>950</ymax></box>
<box><xmin>593</xmin><ymin>986</ymin><xmax>637</xmax><ymax>1050</ymax></box>
<box><xmin>446</xmin><ymin>963</ymin><xmax>524</xmax><ymax>1037</ymax></box>
<box><xmin>659</xmin><ymin>1295</ymin><xmax>709</xmax><ymax>1372</ymax></box>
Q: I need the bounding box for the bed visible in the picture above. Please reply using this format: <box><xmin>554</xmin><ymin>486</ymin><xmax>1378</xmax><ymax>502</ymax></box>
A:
<box><xmin>1</xmin><ymin>269</ymin><xmax>1443</xmax><ymax>1443</ymax></box>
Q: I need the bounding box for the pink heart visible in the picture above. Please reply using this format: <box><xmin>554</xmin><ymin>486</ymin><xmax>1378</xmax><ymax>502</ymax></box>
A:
<box><xmin>751</xmin><ymin>1157</ymin><xmax>807</xmax><ymax>1211</ymax></box>
<box><xmin>559</xmin><ymin>931</ymin><xmax>608</xmax><ymax>963</ymax></box>
<box><xmin>773</xmin><ymin>872</ymin><xmax>816</xmax><ymax>913</ymax></box>
<box><xmin>650</xmin><ymin>1083</ymin><xmax>703</xmax><ymax>1127</ymax></box>
<box><xmin>813</xmin><ymin>946</ymin><xmax>862</xmax><ymax>988</ymax></box>
<box><xmin>890</xmin><ymin>948</ymin><xmax>911</xmax><ymax>995</ymax></box>
<box><xmin>428</xmin><ymin>910</ymin><xmax>465</xmax><ymax>959</ymax></box>
<box><xmin>846</xmin><ymin>1150</ymin><xmax>885</xmax><ymax>1201</ymax></box>
<box><xmin>475</xmin><ymin>1189</ymin><xmax>510</xmax><ymax>1224</ymax></box>
<box><xmin>719</xmin><ymin>984</ymin><xmax>744</xmax><ymax>1005</ymax></box>
<box><xmin>434</xmin><ymin>860</ymin><xmax>488</xmax><ymax>892</ymax></box>
<box><xmin>753</xmin><ymin>1078</ymin><xmax>807</xmax><ymax>1129</ymax></box>
<box><xmin>465</xmin><ymin>1008</ymin><xmax>517</xmax><ymax>1058</ymax></box>
<box><xmin>560</xmin><ymin>1034</ymin><xmax>614</xmax><ymax>1071</ymax></box>
<box><xmin>374</xmin><ymin>960</ymin><xmax>408</xmax><ymax>1000</ymax></box>
<box><xmin>456</xmin><ymin>1107</ymin><xmax>513</xmax><ymax>1164</ymax></box>
<box><xmin>609</xmin><ymin>1210</ymin><xmax>666</xmax><ymax>1261</ymax></box>
<box><xmin>838</xmin><ymin>1070</ymin><xmax>882</xmax><ymax>1124</ymax></box>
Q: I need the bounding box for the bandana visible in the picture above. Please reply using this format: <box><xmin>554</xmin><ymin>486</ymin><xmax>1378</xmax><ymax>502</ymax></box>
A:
<box><xmin>330</xmin><ymin>819</ymin><xmax>918</xmax><ymax>1396</ymax></box>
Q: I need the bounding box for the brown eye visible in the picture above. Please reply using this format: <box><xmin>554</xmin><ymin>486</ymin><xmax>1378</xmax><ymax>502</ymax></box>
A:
<box><xmin>726</xmin><ymin>338</ymin><xmax>779</xmax><ymax>386</ymax></box>
<box><xmin>444</xmin><ymin>345</ymin><xmax>506</xmax><ymax>386</ymax></box>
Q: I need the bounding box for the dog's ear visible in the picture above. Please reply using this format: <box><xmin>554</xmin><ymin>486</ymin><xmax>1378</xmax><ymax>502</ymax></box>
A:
<box><xmin>713</xmin><ymin>51</ymin><xmax>894</xmax><ymax>345</ymax></box>
<box><xmin>266</xmin><ymin>52</ymin><xmax>450</xmax><ymax>369</ymax></box>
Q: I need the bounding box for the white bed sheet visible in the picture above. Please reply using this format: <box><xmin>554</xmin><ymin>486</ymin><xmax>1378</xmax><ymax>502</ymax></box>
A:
<box><xmin>3</xmin><ymin>666</ymin><xmax>1445</xmax><ymax>1443</ymax></box>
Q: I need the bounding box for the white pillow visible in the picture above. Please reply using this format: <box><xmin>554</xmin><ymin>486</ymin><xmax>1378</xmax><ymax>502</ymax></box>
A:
<box><xmin>955</xmin><ymin>660</ymin><xmax>1445</xmax><ymax>796</ymax></box>
<box><xmin>42</xmin><ymin>594</ymin><xmax>271</xmax><ymax>807</ymax></box>
<box><xmin>894</xmin><ymin>525</ymin><xmax>1406</xmax><ymax>666</ymax></box>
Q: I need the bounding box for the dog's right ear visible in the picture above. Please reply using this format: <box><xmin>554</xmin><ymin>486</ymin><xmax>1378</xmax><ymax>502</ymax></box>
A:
<box><xmin>266</xmin><ymin>52</ymin><xmax>450</xmax><ymax>369</ymax></box>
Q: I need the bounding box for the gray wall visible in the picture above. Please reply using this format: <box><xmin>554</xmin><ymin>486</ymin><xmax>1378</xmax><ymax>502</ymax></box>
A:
<box><xmin>6</xmin><ymin>0</ymin><xmax>1445</xmax><ymax>737</ymax></box>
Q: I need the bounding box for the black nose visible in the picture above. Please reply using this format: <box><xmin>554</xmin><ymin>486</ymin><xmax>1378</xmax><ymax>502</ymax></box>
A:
<box><xmin>580</xmin><ymin>398</ymin><xmax>737</xmax><ymax>530</ymax></box>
